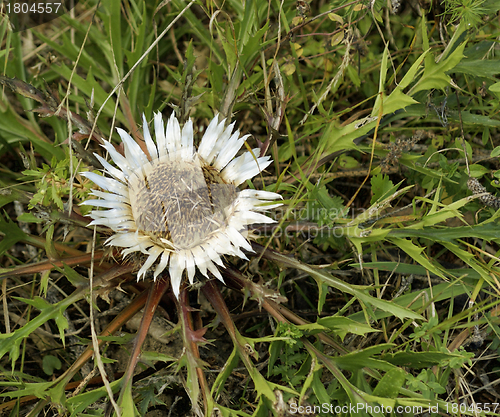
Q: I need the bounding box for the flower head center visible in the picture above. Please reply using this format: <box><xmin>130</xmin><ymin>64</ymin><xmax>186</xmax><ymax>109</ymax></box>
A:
<box><xmin>129</xmin><ymin>158</ymin><xmax>237</xmax><ymax>249</ymax></box>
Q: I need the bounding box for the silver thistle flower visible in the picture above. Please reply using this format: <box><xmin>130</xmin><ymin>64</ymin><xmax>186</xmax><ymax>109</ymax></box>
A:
<box><xmin>81</xmin><ymin>113</ymin><xmax>282</xmax><ymax>297</ymax></box>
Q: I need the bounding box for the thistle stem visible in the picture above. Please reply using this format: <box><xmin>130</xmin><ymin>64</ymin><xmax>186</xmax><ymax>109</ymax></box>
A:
<box><xmin>175</xmin><ymin>285</ymin><xmax>212</xmax><ymax>416</ymax></box>
<box><xmin>117</xmin><ymin>277</ymin><xmax>170</xmax><ymax>407</ymax></box>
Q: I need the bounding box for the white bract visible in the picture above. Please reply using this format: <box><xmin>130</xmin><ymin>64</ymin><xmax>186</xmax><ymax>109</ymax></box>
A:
<box><xmin>81</xmin><ymin>113</ymin><xmax>282</xmax><ymax>298</ymax></box>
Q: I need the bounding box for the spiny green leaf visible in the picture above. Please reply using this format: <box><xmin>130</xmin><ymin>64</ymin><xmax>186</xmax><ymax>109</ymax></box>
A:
<box><xmin>0</xmin><ymin>381</ymin><xmax>53</xmax><ymax>399</ymax></box>
<box><xmin>370</xmin><ymin>174</ymin><xmax>395</xmax><ymax>205</ymax></box>
<box><xmin>13</xmin><ymin>296</ymin><xmax>52</xmax><ymax>310</ymax></box>
<box><xmin>317</xmin><ymin>316</ymin><xmax>380</xmax><ymax>341</ymax></box>
<box><xmin>411</xmin><ymin>42</ymin><xmax>466</xmax><ymax>94</ymax></box>
<box><xmin>388</xmin><ymin>237</ymin><xmax>448</xmax><ymax>281</ymax></box>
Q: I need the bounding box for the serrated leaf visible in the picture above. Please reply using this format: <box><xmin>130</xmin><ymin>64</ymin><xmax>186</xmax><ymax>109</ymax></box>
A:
<box><xmin>372</xmin><ymin>46</ymin><xmax>421</xmax><ymax>115</ymax></box>
<box><xmin>0</xmin><ymin>290</ymin><xmax>84</xmax><ymax>364</ymax></box>
<box><xmin>388</xmin><ymin>237</ymin><xmax>448</xmax><ymax>281</ymax></box>
<box><xmin>375</xmin><ymin>89</ymin><xmax>419</xmax><ymax>116</ymax></box>
<box><xmin>55</xmin><ymin>310</ymin><xmax>69</xmax><ymax>346</ymax></box>
<box><xmin>217</xmin><ymin>24</ymin><xmax>237</xmax><ymax>72</ymax></box>
<box><xmin>13</xmin><ymin>296</ymin><xmax>52</xmax><ymax>310</ymax></box>
<box><xmin>138</xmin><ymin>383</ymin><xmax>166</xmax><ymax>415</ymax></box>
<box><xmin>239</xmin><ymin>22</ymin><xmax>271</xmax><ymax>68</ymax></box>
<box><xmin>350</xmin><ymin>184</ymin><xmax>411</xmax><ymax>225</ymax></box>
<box><xmin>370</xmin><ymin>174</ymin><xmax>395</xmax><ymax>205</ymax></box>
<box><xmin>51</xmin><ymin>263</ymin><xmax>88</xmax><ymax>287</ymax></box>
<box><xmin>411</xmin><ymin>42</ymin><xmax>466</xmax><ymax>94</ymax></box>
<box><xmin>317</xmin><ymin>316</ymin><xmax>379</xmax><ymax>341</ymax></box>
<box><xmin>317</xmin><ymin>281</ymin><xmax>328</xmax><ymax>314</ymax></box>
<box><xmin>0</xmin><ymin>381</ymin><xmax>53</xmax><ymax>399</ymax></box>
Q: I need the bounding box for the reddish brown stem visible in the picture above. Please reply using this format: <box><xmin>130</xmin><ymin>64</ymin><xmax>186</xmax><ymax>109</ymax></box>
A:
<box><xmin>118</xmin><ymin>277</ymin><xmax>170</xmax><ymax>400</ymax></box>
<box><xmin>175</xmin><ymin>286</ymin><xmax>211</xmax><ymax>415</ymax></box>
<box><xmin>201</xmin><ymin>279</ymin><xmax>237</xmax><ymax>335</ymax></box>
